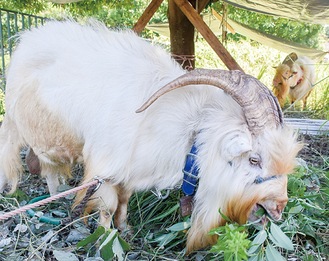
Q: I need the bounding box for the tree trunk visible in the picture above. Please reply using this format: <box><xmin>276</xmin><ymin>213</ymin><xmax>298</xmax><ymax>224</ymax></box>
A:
<box><xmin>168</xmin><ymin>0</ymin><xmax>243</xmax><ymax>71</ymax></box>
<box><xmin>168</xmin><ymin>0</ymin><xmax>196</xmax><ymax>70</ymax></box>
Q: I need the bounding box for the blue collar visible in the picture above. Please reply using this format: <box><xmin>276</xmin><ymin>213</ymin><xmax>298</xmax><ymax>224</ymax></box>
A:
<box><xmin>182</xmin><ymin>142</ymin><xmax>199</xmax><ymax>196</ymax></box>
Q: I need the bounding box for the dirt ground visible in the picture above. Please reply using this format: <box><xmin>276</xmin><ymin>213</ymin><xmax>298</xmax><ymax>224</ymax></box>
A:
<box><xmin>298</xmin><ymin>133</ymin><xmax>329</xmax><ymax>168</ymax></box>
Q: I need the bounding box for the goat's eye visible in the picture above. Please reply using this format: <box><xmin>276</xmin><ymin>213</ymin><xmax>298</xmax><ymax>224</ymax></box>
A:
<box><xmin>249</xmin><ymin>157</ymin><xmax>260</xmax><ymax>166</ymax></box>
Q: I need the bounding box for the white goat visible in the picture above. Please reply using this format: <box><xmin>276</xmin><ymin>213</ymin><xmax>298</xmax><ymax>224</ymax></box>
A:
<box><xmin>0</xmin><ymin>20</ymin><xmax>302</xmax><ymax>253</ymax></box>
<box><xmin>272</xmin><ymin>52</ymin><xmax>316</xmax><ymax>109</ymax></box>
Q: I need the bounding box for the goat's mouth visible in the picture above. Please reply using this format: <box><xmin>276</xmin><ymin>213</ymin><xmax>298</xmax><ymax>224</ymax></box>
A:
<box><xmin>248</xmin><ymin>203</ymin><xmax>279</xmax><ymax>225</ymax></box>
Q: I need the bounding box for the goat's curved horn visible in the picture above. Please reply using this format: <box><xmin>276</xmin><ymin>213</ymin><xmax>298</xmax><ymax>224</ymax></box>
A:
<box><xmin>136</xmin><ymin>69</ymin><xmax>283</xmax><ymax>135</ymax></box>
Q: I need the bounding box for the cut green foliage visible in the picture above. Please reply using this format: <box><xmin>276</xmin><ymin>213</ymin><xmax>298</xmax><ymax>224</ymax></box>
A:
<box><xmin>247</xmin><ymin>221</ymin><xmax>294</xmax><ymax>260</ymax></box>
<box><xmin>77</xmin><ymin>226</ymin><xmax>130</xmax><ymax>261</ymax></box>
<box><xmin>207</xmin><ymin>218</ymin><xmax>294</xmax><ymax>261</ymax></box>
<box><xmin>76</xmin><ymin>226</ymin><xmax>106</xmax><ymax>249</ymax></box>
<box><xmin>265</xmin><ymin>244</ymin><xmax>286</xmax><ymax>261</ymax></box>
<box><xmin>151</xmin><ymin>220</ymin><xmax>191</xmax><ymax>250</ymax></box>
<box><xmin>269</xmin><ymin>222</ymin><xmax>294</xmax><ymax>251</ymax></box>
<box><xmin>210</xmin><ymin>223</ymin><xmax>251</xmax><ymax>261</ymax></box>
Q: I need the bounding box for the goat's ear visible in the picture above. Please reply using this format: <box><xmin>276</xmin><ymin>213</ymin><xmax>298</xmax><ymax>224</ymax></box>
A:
<box><xmin>221</xmin><ymin>131</ymin><xmax>252</xmax><ymax>161</ymax></box>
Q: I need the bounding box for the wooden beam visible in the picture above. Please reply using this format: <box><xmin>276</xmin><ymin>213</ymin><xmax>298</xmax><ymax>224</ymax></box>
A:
<box><xmin>172</xmin><ymin>0</ymin><xmax>243</xmax><ymax>71</ymax></box>
<box><xmin>133</xmin><ymin>0</ymin><xmax>164</xmax><ymax>34</ymax></box>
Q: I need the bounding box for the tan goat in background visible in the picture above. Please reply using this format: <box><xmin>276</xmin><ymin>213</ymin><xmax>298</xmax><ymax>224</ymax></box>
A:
<box><xmin>272</xmin><ymin>52</ymin><xmax>316</xmax><ymax>109</ymax></box>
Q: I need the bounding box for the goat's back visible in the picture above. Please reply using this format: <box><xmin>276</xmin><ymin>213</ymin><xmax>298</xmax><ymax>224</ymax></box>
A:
<box><xmin>4</xmin><ymin>20</ymin><xmax>224</xmax><ymax>189</ymax></box>
<box><xmin>7</xmin><ymin>21</ymin><xmax>187</xmax><ymax>134</ymax></box>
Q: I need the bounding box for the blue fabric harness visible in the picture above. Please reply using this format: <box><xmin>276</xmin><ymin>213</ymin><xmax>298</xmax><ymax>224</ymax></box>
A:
<box><xmin>181</xmin><ymin>142</ymin><xmax>199</xmax><ymax>196</ymax></box>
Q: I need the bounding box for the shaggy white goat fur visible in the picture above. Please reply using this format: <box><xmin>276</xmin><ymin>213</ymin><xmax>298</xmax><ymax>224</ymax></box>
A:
<box><xmin>0</xmin><ymin>20</ymin><xmax>302</xmax><ymax>253</ymax></box>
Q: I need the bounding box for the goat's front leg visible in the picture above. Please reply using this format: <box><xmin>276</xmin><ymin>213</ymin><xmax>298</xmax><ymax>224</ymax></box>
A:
<box><xmin>87</xmin><ymin>182</ymin><xmax>119</xmax><ymax>229</ymax></box>
<box><xmin>114</xmin><ymin>185</ymin><xmax>132</xmax><ymax>232</ymax></box>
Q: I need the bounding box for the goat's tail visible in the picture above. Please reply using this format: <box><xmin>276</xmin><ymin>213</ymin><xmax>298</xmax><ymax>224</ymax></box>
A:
<box><xmin>0</xmin><ymin>116</ymin><xmax>24</xmax><ymax>193</ymax></box>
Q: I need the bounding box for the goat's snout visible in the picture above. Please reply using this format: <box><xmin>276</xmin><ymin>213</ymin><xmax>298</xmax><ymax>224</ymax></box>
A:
<box><xmin>276</xmin><ymin>199</ymin><xmax>288</xmax><ymax>217</ymax></box>
<box><xmin>270</xmin><ymin>198</ymin><xmax>288</xmax><ymax>221</ymax></box>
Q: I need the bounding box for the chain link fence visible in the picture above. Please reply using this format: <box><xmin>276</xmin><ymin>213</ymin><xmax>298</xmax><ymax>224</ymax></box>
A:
<box><xmin>0</xmin><ymin>8</ymin><xmax>47</xmax><ymax>92</ymax></box>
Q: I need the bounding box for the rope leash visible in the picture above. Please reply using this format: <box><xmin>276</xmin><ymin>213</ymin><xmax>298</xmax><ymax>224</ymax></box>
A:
<box><xmin>171</xmin><ymin>54</ymin><xmax>195</xmax><ymax>71</ymax></box>
<box><xmin>0</xmin><ymin>177</ymin><xmax>104</xmax><ymax>223</ymax></box>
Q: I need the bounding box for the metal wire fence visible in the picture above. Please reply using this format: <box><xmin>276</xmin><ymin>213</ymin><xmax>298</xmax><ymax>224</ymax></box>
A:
<box><xmin>0</xmin><ymin>8</ymin><xmax>47</xmax><ymax>91</ymax></box>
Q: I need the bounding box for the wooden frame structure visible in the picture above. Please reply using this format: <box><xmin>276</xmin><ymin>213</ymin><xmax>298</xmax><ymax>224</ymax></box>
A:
<box><xmin>133</xmin><ymin>0</ymin><xmax>243</xmax><ymax>71</ymax></box>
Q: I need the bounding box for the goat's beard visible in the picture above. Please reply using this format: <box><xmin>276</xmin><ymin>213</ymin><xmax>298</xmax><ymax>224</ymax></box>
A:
<box><xmin>224</xmin><ymin>195</ymin><xmax>259</xmax><ymax>225</ymax></box>
<box><xmin>225</xmin><ymin>195</ymin><xmax>282</xmax><ymax>227</ymax></box>
<box><xmin>224</xmin><ymin>191</ymin><xmax>275</xmax><ymax>226</ymax></box>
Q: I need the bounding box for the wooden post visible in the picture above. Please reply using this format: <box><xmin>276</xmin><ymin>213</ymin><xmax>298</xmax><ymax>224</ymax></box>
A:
<box><xmin>222</xmin><ymin>2</ymin><xmax>228</xmax><ymax>43</ymax></box>
<box><xmin>173</xmin><ymin>0</ymin><xmax>243</xmax><ymax>71</ymax></box>
<box><xmin>169</xmin><ymin>0</ymin><xmax>196</xmax><ymax>70</ymax></box>
<box><xmin>169</xmin><ymin>0</ymin><xmax>210</xmax><ymax>70</ymax></box>
<box><xmin>211</xmin><ymin>8</ymin><xmax>235</xmax><ymax>34</ymax></box>
<box><xmin>133</xmin><ymin>0</ymin><xmax>164</xmax><ymax>34</ymax></box>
